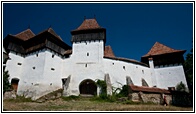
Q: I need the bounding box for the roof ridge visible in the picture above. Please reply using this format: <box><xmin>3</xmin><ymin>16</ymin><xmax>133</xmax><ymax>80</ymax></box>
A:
<box><xmin>14</xmin><ymin>28</ymin><xmax>35</xmax><ymax>40</ymax></box>
<box><xmin>15</xmin><ymin>28</ymin><xmax>34</xmax><ymax>36</ymax></box>
<box><xmin>37</xmin><ymin>27</ymin><xmax>63</xmax><ymax>41</ymax></box>
<box><xmin>47</xmin><ymin>28</ymin><xmax>63</xmax><ymax>41</ymax></box>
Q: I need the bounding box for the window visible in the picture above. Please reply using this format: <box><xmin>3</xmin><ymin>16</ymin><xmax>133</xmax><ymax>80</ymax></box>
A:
<box><xmin>36</xmin><ymin>54</ymin><xmax>38</xmax><ymax>57</ymax></box>
<box><xmin>142</xmin><ymin>70</ymin><xmax>144</xmax><ymax>74</ymax></box>
<box><xmin>52</xmin><ymin>54</ymin><xmax>55</xmax><ymax>58</ymax></box>
<box><xmin>87</xmin><ymin>53</ymin><xmax>89</xmax><ymax>56</ymax></box>
<box><xmin>85</xmin><ymin>64</ymin><xmax>87</xmax><ymax>67</ymax></box>
<box><xmin>51</xmin><ymin>68</ymin><xmax>55</xmax><ymax>71</ymax></box>
<box><xmin>123</xmin><ymin>66</ymin><xmax>125</xmax><ymax>70</ymax></box>
<box><xmin>32</xmin><ymin>67</ymin><xmax>35</xmax><ymax>69</ymax></box>
<box><xmin>17</xmin><ymin>63</ymin><xmax>22</xmax><ymax>65</ymax></box>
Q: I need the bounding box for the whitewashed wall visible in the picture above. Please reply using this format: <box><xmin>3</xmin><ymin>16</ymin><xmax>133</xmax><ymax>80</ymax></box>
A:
<box><xmin>103</xmin><ymin>58</ymin><xmax>153</xmax><ymax>89</ymax></box>
<box><xmin>71</xmin><ymin>40</ymin><xmax>104</xmax><ymax>63</ymax></box>
<box><xmin>63</xmin><ymin>40</ymin><xmax>105</xmax><ymax>96</ymax></box>
<box><xmin>155</xmin><ymin>65</ymin><xmax>188</xmax><ymax>89</ymax></box>
<box><xmin>5</xmin><ymin>40</ymin><xmax>188</xmax><ymax>99</ymax></box>
<box><xmin>5</xmin><ymin>51</ymin><xmax>24</xmax><ymax>82</ymax></box>
<box><xmin>15</xmin><ymin>49</ymin><xmax>64</xmax><ymax>100</ymax></box>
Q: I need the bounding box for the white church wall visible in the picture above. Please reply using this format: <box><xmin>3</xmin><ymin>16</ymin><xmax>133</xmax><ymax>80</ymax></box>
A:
<box><xmin>155</xmin><ymin>65</ymin><xmax>188</xmax><ymax>89</ymax></box>
<box><xmin>103</xmin><ymin>58</ymin><xmax>153</xmax><ymax>90</ymax></box>
<box><xmin>68</xmin><ymin>62</ymin><xmax>105</xmax><ymax>96</ymax></box>
<box><xmin>38</xmin><ymin>49</ymin><xmax>64</xmax><ymax>98</ymax></box>
<box><xmin>63</xmin><ymin>40</ymin><xmax>105</xmax><ymax>96</ymax></box>
<box><xmin>72</xmin><ymin>40</ymin><xmax>104</xmax><ymax>63</ymax></box>
<box><xmin>16</xmin><ymin>49</ymin><xmax>65</xmax><ymax>99</ymax></box>
<box><xmin>17</xmin><ymin>49</ymin><xmax>47</xmax><ymax>98</ymax></box>
<box><xmin>5</xmin><ymin>51</ymin><xmax>24</xmax><ymax>82</ymax></box>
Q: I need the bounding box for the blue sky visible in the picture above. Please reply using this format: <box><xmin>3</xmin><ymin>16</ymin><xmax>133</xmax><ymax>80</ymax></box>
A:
<box><xmin>3</xmin><ymin>2</ymin><xmax>193</xmax><ymax>61</ymax></box>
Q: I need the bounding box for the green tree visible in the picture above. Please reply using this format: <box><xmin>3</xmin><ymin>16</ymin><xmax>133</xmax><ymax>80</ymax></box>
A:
<box><xmin>176</xmin><ymin>81</ymin><xmax>188</xmax><ymax>92</ymax></box>
<box><xmin>3</xmin><ymin>70</ymin><xmax>11</xmax><ymax>94</ymax></box>
<box><xmin>183</xmin><ymin>48</ymin><xmax>193</xmax><ymax>92</ymax></box>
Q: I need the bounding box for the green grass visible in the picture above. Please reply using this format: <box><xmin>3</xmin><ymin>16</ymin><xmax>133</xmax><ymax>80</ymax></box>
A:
<box><xmin>4</xmin><ymin>95</ymin><xmax>33</xmax><ymax>102</ymax></box>
<box><xmin>3</xmin><ymin>96</ymin><xmax>193</xmax><ymax>111</ymax></box>
<box><xmin>61</xmin><ymin>95</ymin><xmax>80</xmax><ymax>101</ymax></box>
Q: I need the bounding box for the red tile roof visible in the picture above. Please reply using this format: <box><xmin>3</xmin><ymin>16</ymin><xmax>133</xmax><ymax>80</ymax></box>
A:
<box><xmin>129</xmin><ymin>84</ymin><xmax>170</xmax><ymax>94</ymax></box>
<box><xmin>142</xmin><ymin>42</ymin><xmax>185</xmax><ymax>57</ymax></box>
<box><xmin>14</xmin><ymin>29</ymin><xmax>35</xmax><ymax>41</ymax></box>
<box><xmin>104</xmin><ymin>45</ymin><xmax>115</xmax><ymax>57</ymax></box>
<box><xmin>74</xmin><ymin>18</ymin><xmax>102</xmax><ymax>31</ymax></box>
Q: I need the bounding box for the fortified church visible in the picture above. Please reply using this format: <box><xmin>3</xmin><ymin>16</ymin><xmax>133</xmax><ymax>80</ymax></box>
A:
<box><xmin>3</xmin><ymin>18</ymin><xmax>188</xmax><ymax>100</ymax></box>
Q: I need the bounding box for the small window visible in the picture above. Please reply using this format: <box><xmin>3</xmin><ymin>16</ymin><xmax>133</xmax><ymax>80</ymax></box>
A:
<box><xmin>33</xmin><ymin>67</ymin><xmax>35</xmax><ymax>69</ymax></box>
<box><xmin>50</xmin><ymin>83</ymin><xmax>52</xmax><ymax>85</ymax></box>
<box><xmin>142</xmin><ymin>70</ymin><xmax>144</xmax><ymax>74</ymax></box>
<box><xmin>112</xmin><ymin>63</ymin><xmax>114</xmax><ymax>65</ymax></box>
<box><xmin>36</xmin><ymin>54</ymin><xmax>38</xmax><ymax>57</ymax></box>
<box><xmin>51</xmin><ymin>68</ymin><xmax>55</xmax><ymax>71</ymax></box>
<box><xmin>123</xmin><ymin>66</ymin><xmax>125</xmax><ymax>70</ymax></box>
<box><xmin>85</xmin><ymin>64</ymin><xmax>87</xmax><ymax>67</ymax></box>
<box><xmin>52</xmin><ymin>54</ymin><xmax>55</xmax><ymax>58</ymax></box>
<box><xmin>87</xmin><ymin>53</ymin><xmax>89</xmax><ymax>56</ymax></box>
<box><xmin>17</xmin><ymin>63</ymin><xmax>22</xmax><ymax>65</ymax></box>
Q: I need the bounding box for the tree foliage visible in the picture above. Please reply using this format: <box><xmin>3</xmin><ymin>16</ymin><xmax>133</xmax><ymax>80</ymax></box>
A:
<box><xmin>183</xmin><ymin>48</ymin><xmax>193</xmax><ymax>91</ymax></box>
<box><xmin>3</xmin><ymin>70</ymin><xmax>11</xmax><ymax>94</ymax></box>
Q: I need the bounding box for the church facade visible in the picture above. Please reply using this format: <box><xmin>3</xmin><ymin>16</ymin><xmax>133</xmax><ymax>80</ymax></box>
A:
<box><xmin>3</xmin><ymin>18</ymin><xmax>188</xmax><ymax>100</ymax></box>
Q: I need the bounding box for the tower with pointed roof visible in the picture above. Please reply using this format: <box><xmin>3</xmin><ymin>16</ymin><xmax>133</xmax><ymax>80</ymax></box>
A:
<box><xmin>70</xmin><ymin>18</ymin><xmax>106</xmax><ymax>63</ymax></box>
<box><xmin>141</xmin><ymin>42</ymin><xmax>187</xmax><ymax>88</ymax></box>
<box><xmin>141</xmin><ymin>42</ymin><xmax>186</xmax><ymax>67</ymax></box>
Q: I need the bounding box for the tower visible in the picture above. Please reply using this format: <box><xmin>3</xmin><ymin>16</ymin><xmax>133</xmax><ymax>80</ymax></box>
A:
<box><xmin>141</xmin><ymin>42</ymin><xmax>187</xmax><ymax>88</ymax></box>
<box><xmin>70</xmin><ymin>18</ymin><xmax>106</xmax><ymax>63</ymax></box>
<box><xmin>66</xmin><ymin>18</ymin><xmax>106</xmax><ymax>96</ymax></box>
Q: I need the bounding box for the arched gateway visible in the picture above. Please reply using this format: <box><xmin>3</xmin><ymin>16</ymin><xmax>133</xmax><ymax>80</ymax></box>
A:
<box><xmin>79</xmin><ymin>79</ymin><xmax>97</xmax><ymax>95</ymax></box>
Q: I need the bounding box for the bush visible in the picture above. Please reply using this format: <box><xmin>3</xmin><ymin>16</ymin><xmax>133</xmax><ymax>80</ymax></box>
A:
<box><xmin>3</xmin><ymin>70</ymin><xmax>11</xmax><ymax>94</ymax></box>
<box><xmin>96</xmin><ymin>79</ymin><xmax>107</xmax><ymax>95</ymax></box>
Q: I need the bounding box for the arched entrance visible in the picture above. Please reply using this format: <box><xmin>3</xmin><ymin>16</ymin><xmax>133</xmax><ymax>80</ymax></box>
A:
<box><xmin>79</xmin><ymin>79</ymin><xmax>97</xmax><ymax>95</ymax></box>
<box><xmin>11</xmin><ymin>78</ymin><xmax>19</xmax><ymax>92</ymax></box>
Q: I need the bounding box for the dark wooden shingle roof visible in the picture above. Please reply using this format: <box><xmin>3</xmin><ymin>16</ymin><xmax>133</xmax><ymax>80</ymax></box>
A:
<box><xmin>14</xmin><ymin>29</ymin><xmax>35</xmax><ymax>41</ymax></box>
<box><xmin>37</xmin><ymin>28</ymin><xmax>63</xmax><ymax>41</ymax></box>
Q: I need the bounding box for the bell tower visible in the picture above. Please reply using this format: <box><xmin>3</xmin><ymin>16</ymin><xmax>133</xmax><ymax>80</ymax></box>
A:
<box><xmin>70</xmin><ymin>18</ymin><xmax>106</xmax><ymax>63</ymax></box>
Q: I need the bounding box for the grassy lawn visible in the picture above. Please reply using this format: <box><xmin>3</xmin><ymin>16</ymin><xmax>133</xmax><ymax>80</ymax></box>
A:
<box><xmin>3</xmin><ymin>97</ymin><xmax>193</xmax><ymax>111</ymax></box>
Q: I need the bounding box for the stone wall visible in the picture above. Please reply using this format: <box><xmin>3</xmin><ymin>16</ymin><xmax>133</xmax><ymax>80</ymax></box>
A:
<box><xmin>129</xmin><ymin>92</ymin><xmax>172</xmax><ymax>105</ymax></box>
